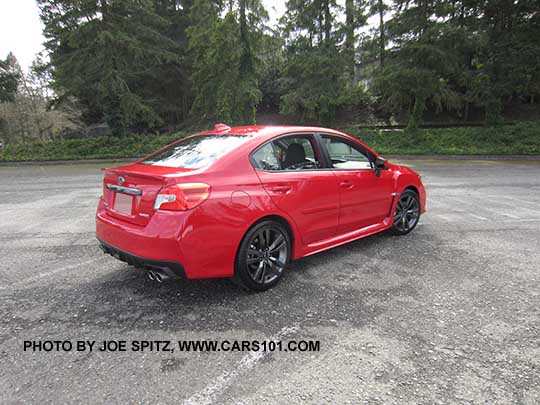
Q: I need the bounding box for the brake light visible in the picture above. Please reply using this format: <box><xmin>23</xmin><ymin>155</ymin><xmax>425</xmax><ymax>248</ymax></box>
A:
<box><xmin>153</xmin><ymin>183</ymin><xmax>210</xmax><ymax>211</ymax></box>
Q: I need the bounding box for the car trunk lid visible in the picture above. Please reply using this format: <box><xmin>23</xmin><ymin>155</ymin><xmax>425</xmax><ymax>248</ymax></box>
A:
<box><xmin>102</xmin><ymin>164</ymin><xmax>195</xmax><ymax>226</ymax></box>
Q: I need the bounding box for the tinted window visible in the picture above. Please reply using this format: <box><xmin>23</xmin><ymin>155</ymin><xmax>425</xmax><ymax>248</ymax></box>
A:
<box><xmin>252</xmin><ymin>136</ymin><xmax>322</xmax><ymax>171</ymax></box>
<box><xmin>251</xmin><ymin>143</ymin><xmax>280</xmax><ymax>170</ymax></box>
<box><xmin>322</xmin><ymin>136</ymin><xmax>372</xmax><ymax>170</ymax></box>
<box><xmin>141</xmin><ymin>135</ymin><xmax>253</xmax><ymax>169</ymax></box>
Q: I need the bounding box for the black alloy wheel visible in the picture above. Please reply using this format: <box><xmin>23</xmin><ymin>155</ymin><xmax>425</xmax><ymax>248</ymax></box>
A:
<box><xmin>234</xmin><ymin>220</ymin><xmax>291</xmax><ymax>291</ymax></box>
<box><xmin>391</xmin><ymin>189</ymin><xmax>420</xmax><ymax>235</ymax></box>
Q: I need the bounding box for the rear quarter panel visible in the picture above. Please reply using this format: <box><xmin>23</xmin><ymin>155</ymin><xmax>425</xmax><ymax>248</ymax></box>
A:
<box><xmin>179</xmin><ymin>154</ymin><xmax>303</xmax><ymax>278</ymax></box>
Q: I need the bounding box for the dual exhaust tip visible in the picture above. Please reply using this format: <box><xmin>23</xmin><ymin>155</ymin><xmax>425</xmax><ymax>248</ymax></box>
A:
<box><xmin>147</xmin><ymin>269</ymin><xmax>169</xmax><ymax>283</ymax></box>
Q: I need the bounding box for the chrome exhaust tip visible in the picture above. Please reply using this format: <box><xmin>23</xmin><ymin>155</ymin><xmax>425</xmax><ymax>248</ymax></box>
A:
<box><xmin>148</xmin><ymin>269</ymin><xmax>171</xmax><ymax>283</ymax></box>
<box><xmin>156</xmin><ymin>271</ymin><xmax>171</xmax><ymax>283</ymax></box>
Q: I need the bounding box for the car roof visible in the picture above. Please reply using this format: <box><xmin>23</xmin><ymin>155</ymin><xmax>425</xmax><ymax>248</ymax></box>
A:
<box><xmin>196</xmin><ymin>125</ymin><xmax>346</xmax><ymax>141</ymax></box>
<box><xmin>192</xmin><ymin>125</ymin><xmax>379</xmax><ymax>170</ymax></box>
<box><xmin>134</xmin><ymin>124</ymin><xmax>379</xmax><ymax>171</ymax></box>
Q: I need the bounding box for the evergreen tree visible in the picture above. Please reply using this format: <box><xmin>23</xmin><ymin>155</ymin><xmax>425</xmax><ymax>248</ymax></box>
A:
<box><xmin>344</xmin><ymin>0</ymin><xmax>356</xmax><ymax>79</ymax></box>
<box><xmin>373</xmin><ymin>0</ymin><xmax>462</xmax><ymax>130</ymax></box>
<box><xmin>475</xmin><ymin>0</ymin><xmax>540</xmax><ymax>124</ymax></box>
<box><xmin>187</xmin><ymin>0</ymin><xmax>267</xmax><ymax>124</ymax></box>
<box><xmin>30</xmin><ymin>0</ymin><xmax>540</xmax><ymax>131</ymax></box>
<box><xmin>258</xmin><ymin>32</ymin><xmax>285</xmax><ymax>113</ymax></box>
<box><xmin>344</xmin><ymin>0</ymin><xmax>367</xmax><ymax>82</ymax></box>
<box><xmin>0</xmin><ymin>53</ymin><xmax>20</xmax><ymax>104</ymax></box>
<box><xmin>366</xmin><ymin>0</ymin><xmax>388</xmax><ymax>69</ymax></box>
<box><xmin>147</xmin><ymin>0</ymin><xmax>194</xmax><ymax>128</ymax></box>
<box><xmin>280</xmin><ymin>0</ymin><xmax>344</xmax><ymax>125</ymax></box>
<box><xmin>38</xmin><ymin>0</ymin><xmax>188</xmax><ymax>135</ymax></box>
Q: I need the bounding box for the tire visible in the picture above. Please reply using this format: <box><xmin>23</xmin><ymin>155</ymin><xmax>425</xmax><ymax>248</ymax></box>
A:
<box><xmin>234</xmin><ymin>220</ymin><xmax>291</xmax><ymax>291</ymax></box>
<box><xmin>390</xmin><ymin>189</ymin><xmax>421</xmax><ymax>235</ymax></box>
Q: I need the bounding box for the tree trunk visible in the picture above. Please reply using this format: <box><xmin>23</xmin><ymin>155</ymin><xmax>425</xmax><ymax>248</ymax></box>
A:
<box><xmin>323</xmin><ymin>0</ymin><xmax>331</xmax><ymax>43</ymax></box>
<box><xmin>317</xmin><ymin>9</ymin><xmax>323</xmax><ymax>45</ymax></box>
<box><xmin>422</xmin><ymin>0</ymin><xmax>429</xmax><ymax>35</ymax></box>
<box><xmin>378</xmin><ymin>0</ymin><xmax>385</xmax><ymax>68</ymax></box>
<box><xmin>239</xmin><ymin>0</ymin><xmax>249</xmax><ymax>74</ymax></box>
<box><xmin>99</xmin><ymin>0</ymin><xmax>109</xmax><ymax>23</ymax></box>
<box><xmin>239</xmin><ymin>0</ymin><xmax>254</xmax><ymax>77</ymax></box>
<box><xmin>345</xmin><ymin>0</ymin><xmax>355</xmax><ymax>80</ymax></box>
<box><xmin>485</xmin><ymin>96</ymin><xmax>502</xmax><ymax>126</ymax></box>
<box><xmin>406</xmin><ymin>94</ymin><xmax>426</xmax><ymax>132</ymax></box>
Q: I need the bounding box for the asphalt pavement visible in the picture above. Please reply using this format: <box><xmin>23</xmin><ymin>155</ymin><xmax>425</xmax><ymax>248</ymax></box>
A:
<box><xmin>1</xmin><ymin>159</ymin><xmax>539</xmax><ymax>404</ymax></box>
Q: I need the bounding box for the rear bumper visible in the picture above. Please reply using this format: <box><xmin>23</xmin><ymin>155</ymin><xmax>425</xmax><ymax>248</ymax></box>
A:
<box><xmin>96</xmin><ymin>197</ymin><xmax>191</xmax><ymax>276</ymax></box>
<box><xmin>98</xmin><ymin>238</ymin><xmax>186</xmax><ymax>279</ymax></box>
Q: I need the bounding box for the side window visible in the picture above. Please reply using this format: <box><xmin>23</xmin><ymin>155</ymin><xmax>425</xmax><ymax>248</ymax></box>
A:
<box><xmin>251</xmin><ymin>142</ymin><xmax>280</xmax><ymax>170</ymax></box>
<box><xmin>251</xmin><ymin>136</ymin><xmax>322</xmax><ymax>171</ymax></box>
<box><xmin>322</xmin><ymin>136</ymin><xmax>372</xmax><ymax>170</ymax></box>
<box><xmin>272</xmin><ymin>136</ymin><xmax>321</xmax><ymax>170</ymax></box>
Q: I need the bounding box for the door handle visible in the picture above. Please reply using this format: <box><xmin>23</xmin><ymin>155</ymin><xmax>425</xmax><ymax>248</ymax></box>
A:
<box><xmin>340</xmin><ymin>180</ymin><xmax>353</xmax><ymax>188</ymax></box>
<box><xmin>268</xmin><ymin>184</ymin><xmax>292</xmax><ymax>194</ymax></box>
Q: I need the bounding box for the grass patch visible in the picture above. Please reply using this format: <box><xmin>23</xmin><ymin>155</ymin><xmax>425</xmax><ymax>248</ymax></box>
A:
<box><xmin>1</xmin><ymin>121</ymin><xmax>539</xmax><ymax>162</ymax></box>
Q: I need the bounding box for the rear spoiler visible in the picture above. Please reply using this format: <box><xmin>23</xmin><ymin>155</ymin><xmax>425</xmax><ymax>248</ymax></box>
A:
<box><xmin>102</xmin><ymin>167</ymin><xmax>169</xmax><ymax>181</ymax></box>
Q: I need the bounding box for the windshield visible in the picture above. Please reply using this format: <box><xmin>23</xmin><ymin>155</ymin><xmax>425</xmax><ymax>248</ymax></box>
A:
<box><xmin>140</xmin><ymin>135</ymin><xmax>253</xmax><ymax>169</ymax></box>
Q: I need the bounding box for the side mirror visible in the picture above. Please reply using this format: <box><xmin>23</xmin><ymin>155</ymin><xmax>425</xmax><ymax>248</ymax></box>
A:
<box><xmin>374</xmin><ymin>156</ymin><xmax>387</xmax><ymax>169</ymax></box>
<box><xmin>373</xmin><ymin>156</ymin><xmax>386</xmax><ymax>177</ymax></box>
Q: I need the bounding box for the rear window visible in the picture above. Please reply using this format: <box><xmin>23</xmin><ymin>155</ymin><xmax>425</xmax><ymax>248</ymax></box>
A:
<box><xmin>140</xmin><ymin>135</ymin><xmax>253</xmax><ymax>169</ymax></box>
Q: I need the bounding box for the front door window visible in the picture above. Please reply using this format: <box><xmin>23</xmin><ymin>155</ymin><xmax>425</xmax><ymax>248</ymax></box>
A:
<box><xmin>322</xmin><ymin>137</ymin><xmax>372</xmax><ymax>170</ymax></box>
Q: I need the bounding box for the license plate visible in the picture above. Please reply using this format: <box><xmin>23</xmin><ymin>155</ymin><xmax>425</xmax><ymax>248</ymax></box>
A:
<box><xmin>113</xmin><ymin>193</ymin><xmax>133</xmax><ymax>215</ymax></box>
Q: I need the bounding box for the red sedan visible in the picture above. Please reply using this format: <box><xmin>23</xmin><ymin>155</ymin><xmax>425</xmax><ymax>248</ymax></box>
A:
<box><xmin>96</xmin><ymin>125</ymin><xmax>426</xmax><ymax>290</ymax></box>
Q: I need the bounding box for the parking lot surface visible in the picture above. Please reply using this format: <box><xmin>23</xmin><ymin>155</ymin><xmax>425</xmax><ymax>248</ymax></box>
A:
<box><xmin>1</xmin><ymin>159</ymin><xmax>539</xmax><ymax>404</ymax></box>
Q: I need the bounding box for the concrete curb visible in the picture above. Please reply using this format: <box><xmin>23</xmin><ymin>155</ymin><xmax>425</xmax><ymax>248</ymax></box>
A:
<box><xmin>385</xmin><ymin>154</ymin><xmax>540</xmax><ymax>161</ymax></box>
<box><xmin>1</xmin><ymin>155</ymin><xmax>540</xmax><ymax>166</ymax></box>
<box><xmin>0</xmin><ymin>158</ymin><xmax>137</xmax><ymax>166</ymax></box>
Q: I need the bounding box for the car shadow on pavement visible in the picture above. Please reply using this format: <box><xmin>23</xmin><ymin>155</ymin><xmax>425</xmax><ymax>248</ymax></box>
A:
<box><xmin>114</xmin><ymin>232</ymin><xmax>416</xmax><ymax>327</ymax></box>
<box><xmin>11</xmin><ymin>229</ymin><xmax>426</xmax><ymax>336</ymax></box>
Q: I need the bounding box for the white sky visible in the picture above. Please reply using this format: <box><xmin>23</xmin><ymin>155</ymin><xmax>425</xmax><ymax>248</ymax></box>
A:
<box><xmin>0</xmin><ymin>0</ymin><xmax>45</xmax><ymax>70</ymax></box>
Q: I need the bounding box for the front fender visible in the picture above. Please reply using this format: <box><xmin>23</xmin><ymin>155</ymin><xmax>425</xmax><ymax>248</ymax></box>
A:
<box><xmin>391</xmin><ymin>165</ymin><xmax>426</xmax><ymax>214</ymax></box>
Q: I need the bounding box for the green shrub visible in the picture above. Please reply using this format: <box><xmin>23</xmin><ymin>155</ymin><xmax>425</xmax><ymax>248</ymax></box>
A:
<box><xmin>1</xmin><ymin>133</ymin><xmax>185</xmax><ymax>162</ymax></box>
<box><xmin>343</xmin><ymin>121</ymin><xmax>540</xmax><ymax>155</ymax></box>
<box><xmin>1</xmin><ymin>121</ymin><xmax>539</xmax><ymax>162</ymax></box>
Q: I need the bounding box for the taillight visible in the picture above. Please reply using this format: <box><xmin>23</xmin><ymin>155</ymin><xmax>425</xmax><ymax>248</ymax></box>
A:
<box><xmin>153</xmin><ymin>183</ymin><xmax>210</xmax><ymax>211</ymax></box>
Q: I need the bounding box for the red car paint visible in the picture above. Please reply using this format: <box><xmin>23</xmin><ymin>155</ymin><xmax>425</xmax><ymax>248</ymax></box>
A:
<box><xmin>96</xmin><ymin>126</ymin><xmax>426</xmax><ymax>279</ymax></box>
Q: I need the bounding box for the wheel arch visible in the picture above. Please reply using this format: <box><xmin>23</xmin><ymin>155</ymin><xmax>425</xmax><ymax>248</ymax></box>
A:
<box><xmin>396</xmin><ymin>183</ymin><xmax>426</xmax><ymax>214</ymax></box>
<box><xmin>245</xmin><ymin>214</ymin><xmax>295</xmax><ymax>251</ymax></box>
<box><xmin>235</xmin><ymin>213</ymin><xmax>299</xmax><ymax>263</ymax></box>
<box><xmin>233</xmin><ymin>214</ymin><xmax>297</xmax><ymax>279</ymax></box>
<box><xmin>404</xmin><ymin>185</ymin><xmax>419</xmax><ymax>195</ymax></box>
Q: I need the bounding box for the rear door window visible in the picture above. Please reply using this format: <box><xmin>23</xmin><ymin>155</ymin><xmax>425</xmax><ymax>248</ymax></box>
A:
<box><xmin>141</xmin><ymin>135</ymin><xmax>253</xmax><ymax>169</ymax></box>
<box><xmin>251</xmin><ymin>135</ymin><xmax>322</xmax><ymax>171</ymax></box>
<box><xmin>251</xmin><ymin>143</ymin><xmax>281</xmax><ymax>170</ymax></box>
